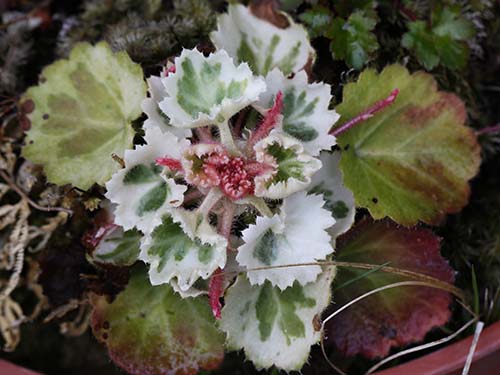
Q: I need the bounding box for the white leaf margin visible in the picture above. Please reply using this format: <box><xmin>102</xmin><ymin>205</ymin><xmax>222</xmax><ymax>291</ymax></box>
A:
<box><xmin>254</xmin><ymin>131</ymin><xmax>322</xmax><ymax>199</ymax></box>
<box><xmin>159</xmin><ymin>48</ymin><xmax>266</xmax><ymax>128</ymax></box>
<box><xmin>237</xmin><ymin>191</ymin><xmax>335</xmax><ymax>289</ymax></box>
<box><xmin>220</xmin><ymin>266</ymin><xmax>336</xmax><ymax>371</ymax></box>
<box><xmin>139</xmin><ymin>209</ymin><xmax>227</xmax><ymax>292</ymax></box>
<box><xmin>254</xmin><ymin>68</ymin><xmax>338</xmax><ymax>156</ymax></box>
<box><xmin>310</xmin><ymin>151</ymin><xmax>356</xmax><ymax>239</ymax></box>
<box><xmin>105</xmin><ymin>127</ymin><xmax>188</xmax><ymax>232</ymax></box>
<box><xmin>210</xmin><ymin>3</ymin><xmax>314</xmax><ymax>76</ymax></box>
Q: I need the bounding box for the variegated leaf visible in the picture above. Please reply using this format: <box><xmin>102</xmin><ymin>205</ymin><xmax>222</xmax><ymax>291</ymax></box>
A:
<box><xmin>105</xmin><ymin>127</ymin><xmax>188</xmax><ymax>232</ymax></box>
<box><xmin>237</xmin><ymin>191</ymin><xmax>334</xmax><ymax>289</ymax></box>
<box><xmin>310</xmin><ymin>151</ymin><xmax>356</xmax><ymax>238</ymax></box>
<box><xmin>254</xmin><ymin>131</ymin><xmax>322</xmax><ymax>199</ymax></box>
<box><xmin>139</xmin><ymin>209</ymin><xmax>227</xmax><ymax>292</ymax></box>
<box><xmin>220</xmin><ymin>267</ymin><xmax>335</xmax><ymax>371</ymax></box>
<box><xmin>91</xmin><ymin>226</ymin><xmax>141</xmax><ymax>267</ymax></box>
<box><xmin>22</xmin><ymin>41</ymin><xmax>146</xmax><ymax>189</ymax></box>
<box><xmin>211</xmin><ymin>4</ymin><xmax>314</xmax><ymax>76</ymax></box>
<box><xmin>159</xmin><ymin>48</ymin><xmax>265</xmax><ymax>128</ymax></box>
<box><xmin>255</xmin><ymin>69</ymin><xmax>338</xmax><ymax>156</ymax></box>
<box><xmin>142</xmin><ymin>73</ymin><xmax>191</xmax><ymax>139</ymax></box>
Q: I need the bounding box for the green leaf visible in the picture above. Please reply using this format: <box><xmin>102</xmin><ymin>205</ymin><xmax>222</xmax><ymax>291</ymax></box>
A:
<box><xmin>335</xmin><ymin>64</ymin><xmax>480</xmax><ymax>226</ymax></box>
<box><xmin>91</xmin><ymin>266</ymin><xmax>225</xmax><ymax>375</ymax></box>
<box><xmin>22</xmin><ymin>41</ymin><xmax>146</xmax><ymax>190</ymax></box>
<box><xmin>299</xmin><ymin>6</ymin><xmax>333</xmax><ymax>38</ymax></box>
<box><xmin>401</xmin><ymin>6</ymin><xmax>475</xmax><ymax>70</ymax></box>
<box><xmin>328</xmin><ymin>219</ymin><xmax>455</xmax><ymax>358</ymax></box>
<box><xmin>326</xmin><ymin>11</ymin><xmax>379</xmax><ymax>70</ymax></box>
<box><xmin>220</xmin><ymin>267</ymin><xmax>335</xmax><ymax>371</ymax></box>
<box><xmin>92</xmin><ymin>228</ymin><xmax>141</xmax><ymax>266</ymax></box>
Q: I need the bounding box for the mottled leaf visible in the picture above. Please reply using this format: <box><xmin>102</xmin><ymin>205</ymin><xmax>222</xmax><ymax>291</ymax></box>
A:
<box><xmin>211</xmin><ymin>4</ymin><xmax>314</xmax><ymax>76</ymax></box>
<box><xmin>91</xmin><ymin>227</ymin><xmax>141</xmax><ymax>267</ymax></box>
<box><xmin>328</xmin><ymin>219</ymin><xmax>455</xmax><ymax>359</ymax></box>
<box><xmin>254</xmin><ymin>131</ymin><xmax>322</xmax><ymax>199</ymax></box>
<box><xmin>139</xmin><ymin>209</ymin><xmax>227</xmax><ymax>292</ymax></box>
<box><xmin>335</xmin><ymin>64</ymin><xmax>480</xmax><ymax>226</ymax></box>
<box><xmin>159</xmin><ymin>48</ymin><xmax>265</xmax><ymax>128</ymax></box>
<box><xmin>91</xmin><ymin>266</ymin><xmax>225</xmax><ymax>375</ymax></box>
<box><xmin>309</xmin><ymin>152</ymin><xmax>355</xmax><ymax>238</ymax></box>
<box><xmin>22</xmin><ymin>41</ymin><xmax>146</xmax><ymax>189</ymax></box>
<box><xmin>237</xmin><ymin>191</ymin><xmax>335</xmax><ymax>289</ymax></box>
<box><xmin>220</xmin><ymin>267</ymin><xmax>335</xmax><ymax>371</ymax></box>
<box><xmin>105</xmin><ymin>127</ymin><xmax>188</xmax><ymax>232</ymax></box>
<box><xmin>254</xmin><ymin>69</ymin><xmax>338</xmax><ymax>156</ymax></box>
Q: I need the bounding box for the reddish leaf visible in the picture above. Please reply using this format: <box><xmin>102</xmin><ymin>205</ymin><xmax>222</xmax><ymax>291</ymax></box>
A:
<box><xmin>328</xmin><ymin>219</ymin><xmax>455</xmax><ymax>359</ymax></box>
<box><xmin>91</xmin><ymin>267</ymin><xmax>225</xmax><ymax>375</ymax></box>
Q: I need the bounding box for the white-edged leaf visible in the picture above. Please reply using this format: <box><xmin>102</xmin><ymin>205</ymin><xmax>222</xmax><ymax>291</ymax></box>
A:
<box><xmin>105</xmin><ymin>127</ymin><xmax>188</xmax><ymax>232</ymax></box>
<box><xmin>220</xmin><ymin>267</ymin><xmax>336</xmax><ymax>371</ymax></box>
<box><xmin>310</xmin><ymin>151</ymin><xmax>356</xmax><ymax>238</ymax></box>
<box><xmin>255</xmin><ymin>69</ymin><xmax>338</xmax><ymax>156</ymax></box>
<box><xmin>91</xmin><ymin>226</ymin><xmax>141</xmax><ymax>266</ymax></box>
<box><xmin>254</xmin><ymin>131</ymin><xmax>322</xmax><ymax>199</ymax></box>
<box><xmin>237</xmin><ymin>191</ymin><xmax>335</xmax><ymax>289</ymax></box>
<box><xmin>159</xmin><ymin>48</ymin><xmax>265</xmax><ymax>128</ymax></box>
<box><xmin>139</xmin><ymin>209</ymin><xmax>227</xmax><ymax>292</ymax></box>
<box><xmin>211</xmin><ymin>4</ymin><xmax>314</xmax><ymax>76</ymax></box>
<box><xmin>142</xmin><ymin>74</ymin><xmax>191</xmax><ymax>139</ymax></box>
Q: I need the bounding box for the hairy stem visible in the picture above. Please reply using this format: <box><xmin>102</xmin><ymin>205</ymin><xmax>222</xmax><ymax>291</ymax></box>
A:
<box><xmin>217</xmin><ymin>120</ymin><xmax>238</xmax><ymax>155</ymax></box>
<box><xmin>330</xmin><ymin>88</ymin><xmax>400</xmax><ymax>137</ymax></box>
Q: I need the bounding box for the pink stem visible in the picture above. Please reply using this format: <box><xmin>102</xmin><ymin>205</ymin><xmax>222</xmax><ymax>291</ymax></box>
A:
<box><xmin>208</xmin><ymin>200</ymin><xmax>236</xmax><ymax>319</ymax></box>
<box><xmin>155</xmin><ymin>157</ymin><xmax>183</xmax><ymax>171</ymax></box>
<box><xmin>247</xmin><ymin>91</ymin><xmax>283</xmax><ymax>154</ymax></box>
<box><xmin>208</xmin><ymin>268</ymin><xmax>224</xmax><ymax>320</ymax></box>
<box><xmin>196</xmin><ymin>127</ymin><xmax>214</xmax><ymax>142</ymax></box>
<box><xmin>476</xmin><ymin>124</ymin><xmax>500</xmax><ymax>136</ymax></box>
<box><xmin>330</xmin><ymin>89</ymin><xmax>400</xmax><ymax>137</ymax></box>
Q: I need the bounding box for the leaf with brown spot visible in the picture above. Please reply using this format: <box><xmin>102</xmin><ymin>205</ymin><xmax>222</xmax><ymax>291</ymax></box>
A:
<box><xmin>335</xmin><ymin>64</ymin><xmax>481</xmax><ymax>226</ymax></box>
<box><xmin>327</xmin><ymin>219</ymin><xmax>455</xmax><ymax>359</ymax></box>
<box><xmin>91</xmin><ymin>266</ymin><xmax>225</xmax><ymax>375</ymax></box>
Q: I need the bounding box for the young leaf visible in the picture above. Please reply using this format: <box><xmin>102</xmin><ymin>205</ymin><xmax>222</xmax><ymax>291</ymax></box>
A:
<box><xmin>237</xmin><ymin>191</ymin><xmax>335</xmax><ymax>289</ymax></box>
<box><xmin>139</xmin><ymin>209</ymin><xmax>227</xmax><ymax>292</ymax></box>
<box><xmin>309</xmin><ymin>151</ymin><xmax>355</xmax><ymax>238</ymax></box>
<box><xmin>105</xmin><ymin>127</ymin><xmax>188</xmax><ymax>232</ymax></box>
<box><xmin>326</xmin><ymin>11</ymin><xmax>379</xmax><ymax>70</ymax></box>
<box><xmin>22</xmin><ymin>41</ymin><xmax>146</xmax><ymax>190</ymax></box>
<box><xmin>254</xmin><ymin>69</ymin><xmax>338</xmax><ymax>156</ymax></box>
<box><xmin>327</xmin><ymin>219</ymin><xmax>455</xmax><ymax>359</ymax></box>
<box><xmin>159</xmin><ymin>48</ymin><xmax>265</xmax><ymax>128</ymax></box>
<box><xmin>220</xmin><ymin>267</ymin><xmax>336</xmax><ymax>371</ymax></box>
<box><xmin>335</xmin><ymin>64</ymin><xmax>480</xmax><ymax>226</ymax></box>
<box><xmin>401</xmin><ymin>6</ymin><xmax>475</xmax><ymax>70</ymax></box>
<box><xmin>91</xmin><ymin>266</ymin><xmax>225</xmax><ymax>375</ymax></box>
<box><xmin>91</xmin><ymin>227</ymin><xmax>141</xmax><ymax>267</ymax></box>
<box><xmin>211</xmin><ymin>4</ymin><xmax>314</xmax><ymax>76</ymax></box>
<box><xmin>254</xmin><ymin>131</ymin><xmax>322</xmax><ymax>199</ymax></box>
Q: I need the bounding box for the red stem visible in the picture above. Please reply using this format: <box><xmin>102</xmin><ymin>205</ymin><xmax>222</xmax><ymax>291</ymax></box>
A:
<box><xmin>330</xmin><ymin>89</ymin><xmax>400</xmax><ymax>137</ymax></box>
<box><xmin>247</xmin><ymin>91</ymin><xmax>283</xmax><ymax>154</ymax></box>
<box><xmin>476</xmin><ymin>124</ymin><xmax>500</xmax><ymax>136</ymax></box>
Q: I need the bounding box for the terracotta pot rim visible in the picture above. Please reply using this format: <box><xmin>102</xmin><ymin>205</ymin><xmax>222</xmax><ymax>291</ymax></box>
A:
<box><xmin>374</xmin><ymin>320</ymin><xmax>500</xmax><ymax>374</ymax></box>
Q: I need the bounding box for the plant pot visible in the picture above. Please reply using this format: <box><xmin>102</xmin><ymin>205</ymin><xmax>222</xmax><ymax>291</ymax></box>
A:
<box><xmin>374</xmin><ymin>320</ymin><xmax>500</xmax><ymax>375</ymax></box>
<box><xmin>2</xmin><ymin>321</ymin><xmax>500</xmax><ymax>375</ymax></box>
<box><xmin>0</xmin><ymin>359</ymin><xmax>44</xmax><ymax>375</ymax></box>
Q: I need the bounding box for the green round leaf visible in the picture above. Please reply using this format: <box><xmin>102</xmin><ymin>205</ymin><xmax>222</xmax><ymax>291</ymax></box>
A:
<box><xmin>22</xmin><ymin>41</ymin><xmax>147</xmax><ymax>189</ymax></box>
<box><xmin>335</xmin><ymin>64</ymin><xmax>481</xmax><ymax>226</ymax></box>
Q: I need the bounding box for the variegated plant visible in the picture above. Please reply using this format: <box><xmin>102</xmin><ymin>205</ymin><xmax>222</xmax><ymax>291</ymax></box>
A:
<box><xmin>102</xmin><ymin>3</ymin><xmax>352</xmax><ymax>371</ymax></box>
<box><xmin>20</xmin><ymin>2</ymin><xmax>481</xmax><ymax>374</ymax></box>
